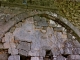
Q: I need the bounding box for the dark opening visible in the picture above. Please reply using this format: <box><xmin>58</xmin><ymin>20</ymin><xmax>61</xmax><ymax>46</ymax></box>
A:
<box><xmin>44</xmin><ymin>50</ymin><xmax>53</xmax><ymax>60</ymax></box>
<box><xmin>62</xmin><ymin>54</ymin><xmax>69</xmax><ymax>58</ymax></box>
<box><xmin>20</xmin><ymin>55</ymin><xmax>31</xmax><ymax>60</ymax></box>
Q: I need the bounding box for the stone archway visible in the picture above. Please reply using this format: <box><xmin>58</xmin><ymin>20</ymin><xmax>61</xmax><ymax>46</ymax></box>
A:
<box><xmin>0</xmin><ymin>11</ymin><xmax>80</xmax><ymax>42</ymax></box>
<box><xmin>0</xmin><ymin>11</ymin><xmax>80</xmax><ymax>60</ymax></box>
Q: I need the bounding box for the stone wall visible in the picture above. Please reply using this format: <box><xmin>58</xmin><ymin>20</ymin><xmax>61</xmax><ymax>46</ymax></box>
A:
<box><xmin>0</xmin><ymin>16</ymin><xmax>80</xmax><ymax>60</ymax></box>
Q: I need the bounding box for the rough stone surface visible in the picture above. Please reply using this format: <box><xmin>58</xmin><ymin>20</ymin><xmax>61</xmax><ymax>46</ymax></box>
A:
<box><xmin>0</xmin><ymin>53</ymin><xmax>8</xmax><ymax>60</ymax></box>
<box><xmin>0</xmin><ymin>43</ymin><xmax>4</xmax><ymax>49</ymax></box>
<box><xmin>31</xmin><ymin>57</ymin><xmax>39</xmax><ymax>60</ymax></box>
<box><xmin>8</xmin><ymin>55</ymin><xmax>20</xmax><ymax>60</ymax></box>
<box><xmin>3</xmin><ymin>43</ymin><xmax>16</xmax><ymax>49</ymax></box>
<box><xmin>4</xmin><ymin>32</ymin><xmax>14</xmax><ymax>43</ymax></box>
<box><xmin>67</xmin><ymin>55</ymin><xmax>80</xmax><ymax>60</ymax></box>
<box><xmin>17</xmin><ymin>41</ymin><xmax>30</xmax><ymax>51</ymax></box>
<box><xmin>18</xmin><ymin>49</ymin><xmax>28</xmax><ymax>57</ymax></box>
<box><xmin>8</xmin><ymin>48</ymin><xmax>18</xmax><ymax>55</ymax></box>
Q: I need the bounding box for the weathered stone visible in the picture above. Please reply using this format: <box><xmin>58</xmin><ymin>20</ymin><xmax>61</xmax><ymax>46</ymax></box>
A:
<box><xmin>0</xmin><ymin>53</ymin><xmax>8</xmax><ymax>60</ymax></box>
<box><xmin>13</xmin><ymin>26</ymin><xmax>34</xmax><ymax>42</ymax></box>
<box><xmin>2</xmin><ymin>37</ymin><xmax>5</xmax><ymax>43</ymax></box>
<box><xmin>8</xmin><ymin>55</ymin><xmax>20</xmax><ymax>60</ymax></box>
<box><xmin>64</xmin><ymin>40</ymin><xmax>74</xmax><ymax>47</ymax></box>
<box><xmin>17</xmin><ymin>41</ymin><xmax>30</xmax><ymax>51</ymax></box>
<box><xmin>67</xmin><ymin>33</ymin><xmax>73</xmax><ymax>39</ymax></box>
<box><xmin>39</xmin><ymin>49</ymin><xmax>46</xmax><ymax>57</ymax></box>
<box><xmin>73</xmin><ymin>40</ymin><xmax>80</xmax><ymax>47</ymax></box>
<box><xmin>53</xmin><ymin>27</ymin><xmax>64</xmax><ymax>32</ymax></box>
<box><xmin>3</xmin><ymin>43</ymin><xmax>16</xmax><ymax>49</ymax></box>
<box><xmin>49</xmin><ymin>20</ymin><xmax>57</xmax><ymax>27</ymax></box>
<box><xmin>64</xmin><ymin>47</ymin><xmax>72</xmax><ymax>55</ymax></box>
<box><xmin>39</xmin><ymin>57</ymin><xmax>43</xmax><ymax>60</ymax></box>
<box><xmin>56</xmin><ymin>55</ymin><xmax>66</xmax><ymax>60</ymax></box>
<box><xmin>5</xmin><ymin>32</ymin><xmax>14</xmax><ymax>43</ymax></box>
<box><xmin>8</xmin><ymin>48</ymin><xmax>18</xmax><ymax>55</ymax></box>
<box><xmin>25</xmin><ymin>17</ymin><xmax>34</xmax><ymax>24</ymax></box>
<box><xmin>18</xmin><ymin>49</ymin><xmax>27</xmax><ymax>57</ymax></box>
<box><xmin>28</xmin><ymin>50</ymin><xmax>39</xmax><ymax>56</ymax></box>
<box><xmin>31</xmin><ymin>57</ymin><xmax>39</xmax><ymax>60</ymax></box>
<box><xmin>67</xmin><ymin>55</ymin><xmax>80</xmax><ymax>60</ymax></box>
<box><xmin>35</xmin><ymin>25</ymin><xmax>43</xmax><ymax>29</ymax></box>
<box><xmin>62</xmin><ymin>33</ymin><xmax>67</xmax><ymax>39</ymax></box>
<box><xmin>15</xmin><ymin>22</ymin><xmax>22</xmax><ymax>28</ymax></box>
<box><xmin>34</xmin><ymin>16</ymin><xmax>48</xmax><ymax>27</ymax></box>
<box><xmin>0</xmin><ymin>43</ymin><xmax>4</xmax><ymax>49</ymax></box>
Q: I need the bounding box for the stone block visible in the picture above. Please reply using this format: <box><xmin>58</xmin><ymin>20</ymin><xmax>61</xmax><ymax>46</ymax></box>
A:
<box><xmin>5</xmin><ymin>32</ymin><xmax>14</xmax><ymax>43</ymax></box>
<box><xmin>56</xmin><ymin>55</ymin><xmax>66</xmax><ymax>60</ymax></box>
<box><xmin>67</xmin><ymin>33</ymin><xmax>72</xmax><ymax>39</ymax></box>
<box><xmin>25</xmin><ymin>17</ymin><xmax>34</xmax><ymax>24</ymax></box>
<box><xmin>34</xmin><ymin>16</ymin><xmax>48</xmax><ymax>27</ymax></box>
<box><xmin>0</xmin><ymin>53</ymin><xmax>8</xmax><ymax>60</ymax></box>
<box><xmin>39</xmin><ymin>57</ymin><xmax>43</xmax><ymax>60</ymax></box>
<box><xmin>39</xmin><ymin>49</ymin><xmax>46</xmax><ymax>57</ymax></box>
<box><xmin>62</xmin><ymin>34</ymin><xmax>67</xmax><ymax>39</ymax></box>
<box><xmin>18</xmin><ymin>49</ymin><xmax>27</xmax><ymax>57</ymax></box>
<box><xmin>3</xmin><ymin>43</ymin><xmax>16</xmax><ymax>49</ymax></box>
<box><xmin>31</xmin><ymin>57</ymin><xmax>39</xmax><ymax>60</ymax></box>
<box><xmin>64</xmin><ymin>40</ymin><xmax>73</xmax><ymax>47</ymax></box>
<box><xmin>67</xmin><ymin>55</ymin><xmax>80</xmax><ymax>60</ymax></box>
<box><xmin>8</xmin><ymin>48</ymin><xmax>18</xmax><ymax>55</ymax></box>
<box><xmin>28</xmin><ymin>50</ymin><xmax>39</xmax><ymax>56</ymax></box>
<box><xmin>72</xmin><ymin>47</ymin><xmax>79</xmax><ymax>54</ymax></box>
<box><xmin>53</xmin><ymin>27</ymin><xmax>64</xmax><ymax>32</ymax></box>
<box><xmin>17</xmin><ymin>41</ymin><xmax>30</xmax><ymax>51</ymax></box>
<box><xmin>73</xmin><ymin>40</ymin><xmax>80</xmax><ymax>48</ymax></box>
<box><xmin>64</xmin><ymin>47</ymin><xmax>72</xmax><ymax>55</ymax></box>
<box><xmin>8</xmin><ymin>55</ymin><xmax>20</xmax><ymax>60</ymax></box>
<box><xmin>13</xmin><ymin>28</ymin><xmax>34</xmax><ymax>42</ymax></box>
<box><xmin>2</xmin><ymin>37</ymin><xmax>5</xmax><ymax>43</ymax></box>
<box><xmin>0</xmin><ymin>43</ymin><xmax>4</xmax><ymax>49</ymax></box>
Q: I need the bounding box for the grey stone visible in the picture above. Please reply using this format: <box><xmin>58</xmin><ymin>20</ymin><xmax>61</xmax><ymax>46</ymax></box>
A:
<box><xmin>56</xmin><ymin>55</ymin><xmax>66</xmax><ymax>60</ymax></box>
<box><xmin>3</xmin><ymin>43</ymin><xmax>16</xmax><ymax>49</ymax></box>
<box><xmin>17</xmin><ymin>41</ymin><xmax>30</xmax><ymax>51</ymax></box>
<box><xmin>0</xmin><ymin>53</ymin><xmax>8</xmax><ymax>60</ymax></box>
<box><xmin>53</xmin><ymin>27</ymin><xmax>64</xmax><ymax>32</ymax></box>
<box><xmin>8</xmin><ymin>55</ymin><xmax>20</xmax><ymax>60</ymax></box>
<box><xmin>34</xmin><ymin>16</ymin><xmax>48</xmax><ymax>27</ymax></box>
<box><xmin>73</xmin><ymin>40</ymin><xmax>80</xmax><ymax>47</ymax></box>
<box><xmin>0</xmin><ymin>43</ymin><xmax>4</xmax><ymax>49</ymax></box>
<box><xmin>13</xmin><ymin>25</ymin><xmax>34</xmax><ymax>42</ymax></box>
<box><xmin>72</xmin><ymin>47</ymin><xmax>79</xmax><ymax>55</ymax></box>
<box><xmin>64</xmin><ymin>47</ymin><xmax>72</xmax><ymax>55</ymax></box>
<box><xmin>31</xmin><ymin>57</ymin><xmax>39</xmax><ymax>60</ymax></box>
<box><xmin>25</xmin><ymin>17</ymin><xmax>34</xmax><ymax>24</ymax></box>
<box><xmin>64</xmin><ymin>40</ymin><xmax>74</xmax><ymax>47</ymax></box>
<box><xmin>67</xmin><ymin>33</ymin><xmax>73</xmax><ymax>39</ymax></box>
<box><xmin>8</xmin><ymin>48</ymin><xmax>18</xmax><ymax>55</ymax></box>
<box><xmin>37</xmin><ymin>17</ymin><xmax>48</xmax><ymax>27</ymax></box>
<box><xmin>4</xmin><ymin>32</ymin><xmax>14</xmax><ymax>43</ymax></box>
<box><xmin>67</xmin><ymin>55</ymin><xmax>80</xmax><ymax>60</ymax></box>
<box><xmin>18</xmin><ymin>49</ymin><xmax>27</xmax><ymax>57</ymax></box>
<box><xmin>39</xmin><ymin>57</ymin><xmax>43</xmax><ymax>60</ymax></box>
<box><xmin>28</xmin><ymin>50</ymin><xmax>39</xmax><ymax>56</ymax></box>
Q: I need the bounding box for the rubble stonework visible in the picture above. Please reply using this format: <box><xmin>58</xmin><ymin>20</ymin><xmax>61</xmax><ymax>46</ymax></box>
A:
<box><xmin>0</xmin><ymin>16</ymin><xmax>80</xmax><ymax>60</ymax></box>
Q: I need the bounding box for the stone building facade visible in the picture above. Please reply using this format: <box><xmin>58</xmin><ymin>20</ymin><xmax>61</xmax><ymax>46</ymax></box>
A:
<box><xmin>0</xmin><ymin>6</ymin><xmax>80</xmax><ymax>60</ymax></box>
<box><xmin>0</xmin><ymin>16</ymin><xmax>80</xmax><ymax>60</ymax></box>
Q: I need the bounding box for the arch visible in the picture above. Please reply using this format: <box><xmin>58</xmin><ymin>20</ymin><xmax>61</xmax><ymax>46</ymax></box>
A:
<box><xmin>0</xmin><ymin>11</ymin><xmax>80</xmax><ymax>42</ymax></box>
